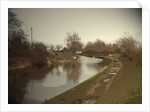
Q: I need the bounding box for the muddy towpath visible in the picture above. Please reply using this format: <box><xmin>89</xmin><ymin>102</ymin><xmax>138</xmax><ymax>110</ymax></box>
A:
<box><xmin>44</xmin><ymin>54</ymin><xmax>123</xmax><ymax>104</ymax></box>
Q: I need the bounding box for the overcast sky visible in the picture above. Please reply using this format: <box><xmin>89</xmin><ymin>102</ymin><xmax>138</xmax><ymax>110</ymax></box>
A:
<box><xmin>12</xmin><ymin>8</ymin><xmax>142</xmax><ymax>47</ymax></box>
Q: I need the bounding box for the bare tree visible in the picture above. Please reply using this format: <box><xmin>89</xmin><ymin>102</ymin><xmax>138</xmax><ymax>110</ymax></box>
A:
<box><xmin>56</xmin><ymin>45</ymin><xmax>62</xmax><ymax>51</ymax></box>
<box><xmin>50</xmin><ymin>45</ymin><xmax>54</xmax><ymax>50</ymax></box>
<box><xmin>83</xmin><ymin>39</ymin><xmax>106</xmax><ymax>52</ymax></box>
<box><xmin>66</xmin><ymin>32</ymin><xmax>83</xmax><ymax>55</ymax></box>
<box><xmin>117</xmin><ymin>37</ymin><xmax>137</xmax><ymax>53</ymax></box>
<box><xmin>8</xmin><ymin>9</ymin><xmax>23</xmax><ymax>39</ymax></box>
<box><xmin>8</xmin><ymin>9</ymin><xmax>30</xmax><ymax>60</ymax></box>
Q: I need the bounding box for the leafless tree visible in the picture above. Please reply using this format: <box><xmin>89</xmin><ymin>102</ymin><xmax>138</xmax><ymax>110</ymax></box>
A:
<box><xmin>83</xmin><ymin>39</ymin><xmax>106</xmax><ymax>52</ymax></box>
<box><xmin>66</xmin><ymin>32</ymin><xmax>83</xmax><ymax>55</ymax></box>
<box><xmin>50</xmin><ymin>45</ymin><xmax>54</xmax><ymax>50</ymax></box>
<box><xmin>55</xmin><ymin>45</ymin><xmax>62</xmax><ymax>51</ymax></box>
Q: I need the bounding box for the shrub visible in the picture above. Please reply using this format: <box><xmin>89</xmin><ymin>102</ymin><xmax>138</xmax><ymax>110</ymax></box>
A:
<box><xmin>28</xmin><ymin>42</ymin><xmax>49</xmax><ymax>65</ymax></box>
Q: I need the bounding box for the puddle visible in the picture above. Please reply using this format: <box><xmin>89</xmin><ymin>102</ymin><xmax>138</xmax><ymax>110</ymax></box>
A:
<box><xmin>84</xmin><ymin>99</ymin><xmax>96</xmax><ymax>104</ymax></box>
<box><xmin>108</xmin><ymin>72</ymin><xmax>116</xmax><ymax>75</ymax></box>
<box><xmin>103</xmin><ymin>78</ymin><xmax>110</xmax><ymax>83</ymax></box>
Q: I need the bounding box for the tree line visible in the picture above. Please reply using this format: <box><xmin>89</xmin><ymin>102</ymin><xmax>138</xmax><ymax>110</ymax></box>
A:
<box><xmin>8</xmin><ymin>9</ymin><xmax>49</xmax><ymax>66</ymax></box>
<box><xmin>8</xmin><ymin>9</ymin><xmax>142</xmax><ymax>67</ymax></box>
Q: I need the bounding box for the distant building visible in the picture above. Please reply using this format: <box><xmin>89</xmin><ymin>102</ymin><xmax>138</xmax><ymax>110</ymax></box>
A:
<box><xmin>76</xmin><ymin>51</ymin><xmax>82</xmax><ymax>54</ymax></box>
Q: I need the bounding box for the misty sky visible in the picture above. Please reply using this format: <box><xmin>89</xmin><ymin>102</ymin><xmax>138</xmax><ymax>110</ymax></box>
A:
<box><xmin>12</xmin><ymin>8</ymin><xmax>142</xmax><ymax>47</ymax></box>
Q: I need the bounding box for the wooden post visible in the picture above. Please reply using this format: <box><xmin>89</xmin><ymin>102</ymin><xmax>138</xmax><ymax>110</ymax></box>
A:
<box><xmin>31</xmin><ymin>27</ymin><xmax>33</xmax><ymax>45</ymax></box>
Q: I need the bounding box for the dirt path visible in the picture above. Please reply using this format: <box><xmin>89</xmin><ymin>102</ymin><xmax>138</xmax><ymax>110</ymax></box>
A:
<box><xmin>85</xmin><ymin>57</ymin><xmax>122</xmax><ymax>103</ymax></box>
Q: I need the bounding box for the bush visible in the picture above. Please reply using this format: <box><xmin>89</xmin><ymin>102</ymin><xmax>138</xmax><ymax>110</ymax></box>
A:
<box><xmin>84</xmin><ymin>50</ymin><xmax>98</xmax><ymax>56</ymax></box>
<box><xmin>117</xmin><ymin>37</ymin><xmax>142</xmax><ymax>66</ymax></box>
<box><xmin>28</xmin><ymin>42</ymin><xmax>49</xmax><ymax>65</ymax></box>
<box><xmin>100</xmin><ymin>50</ymin><xmax>112</xmax><ymax>56</ymax></box>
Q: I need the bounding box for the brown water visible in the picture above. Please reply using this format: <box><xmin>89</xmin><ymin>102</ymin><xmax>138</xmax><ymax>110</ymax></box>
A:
<box><xmin>8</xmin><ymin>56</ymin><xmax>104</xmax><ymax>104</ymax></box>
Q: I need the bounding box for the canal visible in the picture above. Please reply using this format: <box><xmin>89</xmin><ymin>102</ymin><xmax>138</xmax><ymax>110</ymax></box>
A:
<box><xmin>8</xmin><ymin>56</ymin><xmax>104</xmax><ymax>104</ymax></box>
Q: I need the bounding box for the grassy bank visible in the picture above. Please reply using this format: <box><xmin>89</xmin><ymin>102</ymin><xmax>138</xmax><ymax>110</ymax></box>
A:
<box><xmin>96</xmin><ymin>56</ymin><xmax>142</xmax><ymax>104</ymax></box>
<box><xmin>96</xmin><ymin>57</ymin><xmax>112</xmax><ymax>67</ymax></box>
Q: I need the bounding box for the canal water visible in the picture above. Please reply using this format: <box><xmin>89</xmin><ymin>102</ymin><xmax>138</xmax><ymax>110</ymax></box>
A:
<box><xmin>8</xmin><ymin>56</ymin><xmax>104</xmax><ymax>104</ymax></box>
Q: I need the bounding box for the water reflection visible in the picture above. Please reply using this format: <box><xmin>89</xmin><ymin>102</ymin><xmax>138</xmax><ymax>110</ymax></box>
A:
<box><xmin>8</xmin><ymin>56</ymin><xmax>103</xmax><ymax>104</ymax></box>
<box><xmin>63</xmin><ymin>60</ymin><xmax>80</xmax><ymax>81</ymax></box>
<box><xmin>8</xmin><ymin>65</ymin><xmax>54</xmax><ymax>104</ymax></box>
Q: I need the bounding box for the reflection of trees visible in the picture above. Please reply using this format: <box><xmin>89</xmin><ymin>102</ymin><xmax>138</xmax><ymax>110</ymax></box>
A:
<box><xmin>87</xmin><ymin>63</ymin><xmax>103</xmax><ymax>71</ymax></box>
<box><xmin>55</xmin><ymin>64</ymin><xmax>60</xmax><ymax>76</ymax></box>
<box><xmin>63</xmin><ymin>60</ymin><xmax>80</xmax><ymax>81</ymax></box>
<box><xmin>8</xmin><ymin>65</ymin><xmax>54</xmax><ymax>104</ymax></box>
